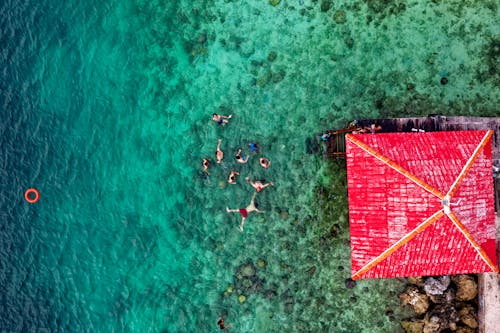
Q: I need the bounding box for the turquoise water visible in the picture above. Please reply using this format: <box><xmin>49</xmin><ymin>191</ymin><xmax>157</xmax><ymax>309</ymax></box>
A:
<box><xmin>1</xmin><ymin>0</ymin><xmax>498</xmax><ymax>332</ymax></box>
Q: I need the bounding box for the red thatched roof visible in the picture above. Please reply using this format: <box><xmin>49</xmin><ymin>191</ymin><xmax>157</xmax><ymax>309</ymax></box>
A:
<box><xmin>346</xmin><ymin>130</ymin><xmax>498</xmax><ymax>279</ymax></box>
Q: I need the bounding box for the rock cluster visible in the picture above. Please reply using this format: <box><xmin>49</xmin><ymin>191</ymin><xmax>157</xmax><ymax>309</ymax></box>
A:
<box><xmin>400</xmin><ymin>275</ymin><xmax>479</xmax><ymax>333</ymax></box>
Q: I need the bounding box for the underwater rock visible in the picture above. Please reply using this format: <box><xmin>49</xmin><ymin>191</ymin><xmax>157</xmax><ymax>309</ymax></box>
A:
<box><xmin>345</xmin><ymin>278</ymin><xmax>356</xmax><ymax>289</ymax></box>
<box><xmin>281</xmin><ymin>289</ymin><xmax>295</xmax><ymax>313</ymax></box>
<box><xmin>305</xmin><ymin>137</ymin><xmax>320</xmax><ymax>154</ymax></box>
<box><xmin>320</xmin><ymin>0</ymin><xmax>331</xmax><ymax>12</ymax></box>
<box><xmin>250</xmin><ymin>59</ymin><xmax>264</xmax><ymax>67</ymax></box>
<box><xmin>271</xmin><ymin>70</ymin><xmax>286</xmax><ymax>83</ymax></box>
<box><xmin>458</xmin><ymin>304</ymin><xmax>477</xmax><ymax>329</ymax></box>
<box><xmin>256</xmin><ymin>74</ymin><xmax>270</xmax><ymax>87</ymax></box>
<box><xmin>485</xmin><ymin>37</ymin><xmax>500</xmax><ymax>83</ymax></box>
<box><xmin>400</xmin><ymin>286</ymin><xmax>429</xmax><ymax>314</ymax></box>
<box><xmin>241</xmin><ymin>263</ymin><xmax>256</xmax><ymax>277</ymax></box>
<box><xmin>423</xmin><ymin>276</ymin><xmax>450</xmax><ymax>296</ymax></box>
<box><xmin>440</xmin><ymin>77</ymin><xmax>448</xmax><ymax>85</ymax></box>
<box><xmin>427</xmin><ymin>304</ymin><xmax>459</xmax><ymax>331</ymax></box>
<box><xmin>279</xmin><ymin>210</ymin><xmax>289</xmax><ymax>219</ymax></box>
<box><xmin>422</xmin><ymin>313</ymin><xmax>442</xmax><ymax>333</ymax></box>
<box><xmin>269</xmin><ymin>0</ymin><xmax>281</xmax><ymax>6</ymax></box>
<box><xmin>196</xmin><ymin>32</ymin><xmax>207</xmax><ymax>44</ymax></box>
<box><xmin>333</xmin><ymin>10</ymin><xmax>346</xmax><ymax>24</ymax></box>
<box><xmin>242</xmin><ymin>279</ymin><xmax>253</xmax><ymax>288</ymax></box>
<box><xmin>284</xmin><ymin>301</ymin><xmax>294</xmax><ymax>313</ymax></box>
<box><xmin>428</xmin><ymin>288</ymin><xmax>455</xmax><ymax>304</ymax></box>
<box><xmin>401</xmin><ymin>319</ymin><xmax>424</xmax><ymax>333</ymax></box>
<box><xmin>455</xmin><ymin>326</ymin><xmax>475</xmax><ymax>333</ymax></box>
<box><xmin>406</xmin><ymin>276</ymin><xmax>425</xmax><ymax>287</ymax></box>
<box><xmin>267</xmin><ymin>51</ymin><xmax>277</xmax><ymax>62</ymax></box>
<box><xmin>329</xmin><ymin>224</ymin><xmax>339</xmax><ymax>237</ymax></box>
<box><xmin>264</xmin><ymin>289</ymin><xmax>277</xmax><ymax>299</ymax></box>
<box><xmin>307</xmin><ymin>266</ymin><xmax>316</xmax><ymax>276</ymax></box>
<box><xmin>240</xmin><ymin>40</ymin><xmax>255</xmax><ymax>57</ymax></box>
<box><xmin>257</xmin><ymin>259</ymin><xmax>266</xmax><ymax>268</ymax></box>
<box><xmin>452</xmin><ymin>275</ymin><xmax>477</xmax><ymax>301</ymax></box>
<box><xmin>344</xmin><ymin>36</ymin><xmax>354</xmax><ymax>48</ymax></box>
<box><xmin>407</xmin><ymin>83</ymin><xmax>415</xmax><ymax>91</ymax></box>
<box><xmin>366</xmin><ymin>0</ymin><xmax>386</xmax><ymax>13</ymax></box>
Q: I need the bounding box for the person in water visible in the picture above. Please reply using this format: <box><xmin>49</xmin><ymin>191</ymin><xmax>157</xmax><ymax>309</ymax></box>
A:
<box><xmin>245</xmin><ymin>177</ymin><xmax>274</xmax><ymax>192</ymax></box>
<box><xmin>228</xmin><ymin>171</ymin><xmax>239</xmax><ymax>184</ymax></box>
<box><xmin>259</xmin><ymin>157</ymin><xmax>271</xmax><ymax>169</ymax></box>
<box><xmin>226</xmin><ymin>192</ymin><xmax>263</xmax><ymax>231</ymax></box>
<box><xmin>216</xmin><ymin>139</ymin><xmax>224</xmax><ymax>164</ymax></box>
<box><xmin>320</xmin><ymin>132</ymin><xmax>331</xmax><ymax>142</ymax></box>
<box><xmin>202</xmin><ymin>158</ymin><xmax>210</xmax><ymax>176</ymax></box>
<box><xmin>212</xmin><ymin>113</ymin><xmax>232</xmax><ymax>126</ymax></box>
<box><xmin>249</xmin><ymin>142</ymin><xmax>260</xmax><ymax>153</ymax></box>
<box><xmin>217</xmin><ymin>317</ymin><xmax>232</xmax><ymax>330</ymax></box>
<box><xmin>235</xmin><ymin>149</ymin><xmax>249</xmax><ymax>164</ymax></box>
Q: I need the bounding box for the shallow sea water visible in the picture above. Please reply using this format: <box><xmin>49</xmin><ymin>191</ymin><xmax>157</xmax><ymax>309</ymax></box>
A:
<box><xmin>0</xmin><ymin>0</ymin><xmax>498</xmax><ymax>332</ymax></box>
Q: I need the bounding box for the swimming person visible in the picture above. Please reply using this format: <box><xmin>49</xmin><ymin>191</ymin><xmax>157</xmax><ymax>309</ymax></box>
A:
<box><xmin>212</xmin><ymin>113</ymin><xmax>232</xmax><ymax>126</ymax></box>
<box><xmin>216</xmin><ymin>139</ymin><xmax>224</xmax><ymax>163</ymax></box>
<box><xmin>226</xmin><ymin>192</ymin><xmax>263</xmax><ymax>231</ymax></box>
<box><xmin>320</xmin><ymin>132</ymin><xmax>331</xmax><ymax>142</ymax></box>
<box><xmin>259</xmin><ymin>157</ymin><xmax>271</xmax><ymax>169</ymax></box>
<box><xmin>202</xmin><ymin>158</ymin><xmax>210</xmax><ymax>176</ymax></box>
<box><xmin>245</xmin><ymin>177</ymin><xmax>274</xmax><ymax>192</ymax></box>
<box><xmin>227</xmin><ymin>171</ymin><xmax>239</xmax><ymax>184</ymax></box>
<box><xmin>217</xmin><ymin>317</ymin><xmax>232</xmax><ymax>330</ymax></box>
<box><xmin>249</xmin><ymin>142</ymin><xmax>260</xmax><ymax>153</ymax></box>
<box><xmin>235</xmin><ymin>149</ymin><xmax>249</xmax><ymax>164</ymax></box>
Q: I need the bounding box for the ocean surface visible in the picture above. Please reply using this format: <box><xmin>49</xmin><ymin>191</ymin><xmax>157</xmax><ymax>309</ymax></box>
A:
<box><xmin>0</xmin><ymin>0</ymin><xmax>498</xmax><ymax>332</ymax></box>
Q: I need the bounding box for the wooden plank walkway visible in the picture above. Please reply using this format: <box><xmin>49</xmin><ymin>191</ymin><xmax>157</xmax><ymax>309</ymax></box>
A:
<box><xmin>323</xmin><ymin>115</ymin><xmax>500</xmax><ymax>163</ymax></box>
<box><xmin>478</xmin><ymin>215</ymin><xmax>500</xmax><ymax>333</ymax></box>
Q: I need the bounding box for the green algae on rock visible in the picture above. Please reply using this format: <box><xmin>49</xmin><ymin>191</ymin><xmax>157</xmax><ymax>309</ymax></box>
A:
<box><xmin>333</xmin><ymin>10</ymin><xmax>347</xmax><ymax>24</ymax></box>
<box><xmin>269</xmin><ymin>0</ymin><xmax>281</xmax><ymax>6</ymax></box>
<box><xmin>321</xmin><ymin>0</ymin><xmax>332</xmax><ymax>12</ymax></box>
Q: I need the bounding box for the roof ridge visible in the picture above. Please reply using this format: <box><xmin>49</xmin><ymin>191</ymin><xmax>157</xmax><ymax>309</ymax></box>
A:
<box><xmin>447</xmin><ymin>130</ymin><xmax>493</xmax><ymax>198</ymax></box>
<box><xmin>346</xmin><ymin>134</ymin><xmax>445</xmax><ymax>199</ymax></box>
<box><xmin>447</xmin><ymin>211</ymin><xmax>499</xmax><ymax>273</ymax></box>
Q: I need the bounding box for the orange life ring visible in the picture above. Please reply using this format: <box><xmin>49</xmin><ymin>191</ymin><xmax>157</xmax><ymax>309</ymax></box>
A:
<box><xmin>25</xmin><ymin>188</ymin><xmax>40</xmax><ymax>203</ymax></box>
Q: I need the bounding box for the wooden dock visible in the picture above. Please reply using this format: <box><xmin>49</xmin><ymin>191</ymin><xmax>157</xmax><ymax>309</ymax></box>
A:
<box><xmin>478</xmin><ymin>214</ymin><xmax>500</xmax><ymax>333</ymax></box>
<box><xmin>323</xmin><ymin>115</ymin><xmax>500</xmax><ymax>163</ymax></box>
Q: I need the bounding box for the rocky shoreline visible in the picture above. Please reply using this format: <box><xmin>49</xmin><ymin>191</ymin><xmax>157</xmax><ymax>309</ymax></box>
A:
<box><xmin>399</xmin><ymin>275</ymin><xmax>479</xmax><ymax>333</ymax></box>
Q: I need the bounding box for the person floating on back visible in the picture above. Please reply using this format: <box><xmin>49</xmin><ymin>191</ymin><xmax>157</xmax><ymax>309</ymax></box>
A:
<box><xmin>235</xmin><ymin>149</ymin><xmax>249</xmax><ymax>164</ymax></box>
<box><xmin>228</xmin><ymin>171</ymin><xmax>239</xmax><ymax>184</ymax></box>
<box><xmin>259</xmin><ymin>157</ymin><xmax>271</xmax><ymax>169</ymax></box>
<box><xmin>212</xmin><ymin>113</ymin><xmax>232</xmax><ymax>126</ymax></box>
<box><xmin>226</xmin><ymin>192</ymin><xmax>264</xmax><ymax>231</ymax></box>
<box><xmin>245</xmin><ymin>177</ymin><xmax>274</xmax><ymax>193</ymax></box>
<box><xmin>216</xmin><ymin>139</ymin><xmax>224</xmax><ymax>164</ymax></box>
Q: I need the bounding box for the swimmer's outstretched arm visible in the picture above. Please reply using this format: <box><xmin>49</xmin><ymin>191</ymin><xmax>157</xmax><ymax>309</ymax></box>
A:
<box><xmin>239</xmin><ymin>217</ymin><xmax>246</xmax><ymax>232</ymax></box>
<box><xmin>226</xmin><ymin>207</ymin><xmax>239</xmax><ymax>213</ymax></box>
